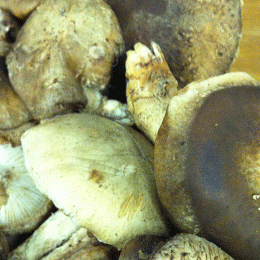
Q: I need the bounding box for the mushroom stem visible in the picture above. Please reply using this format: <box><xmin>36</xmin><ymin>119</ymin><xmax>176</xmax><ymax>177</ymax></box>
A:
<box><xmin>126</xmin><ymin>42</ymin><xmax>178</xmax><ymax>142</ymax></box>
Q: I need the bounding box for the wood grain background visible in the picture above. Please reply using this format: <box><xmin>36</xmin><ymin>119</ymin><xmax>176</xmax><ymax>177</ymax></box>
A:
<box><xmin>230</xmin><ymin>0</ymin><xmax>260</xmax><ymax>81</ymax></box>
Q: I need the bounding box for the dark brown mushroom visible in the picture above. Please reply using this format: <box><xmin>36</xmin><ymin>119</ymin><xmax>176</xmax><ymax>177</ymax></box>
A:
<box><xmin>106</xmin><ymin>0</ymin><xmax>242</xmax><ymax>86</ymax></box>
<box><xmin>185</xmin><ymin>86</ymin><xmax>260</xmax><ymax>259</ymax></box>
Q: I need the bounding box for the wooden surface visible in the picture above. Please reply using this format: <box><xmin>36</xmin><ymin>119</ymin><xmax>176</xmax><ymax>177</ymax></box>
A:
<box><xmin>230</xmin><ymin>0</ymin><xmax>260</xmax><ymax>81</ymax></box>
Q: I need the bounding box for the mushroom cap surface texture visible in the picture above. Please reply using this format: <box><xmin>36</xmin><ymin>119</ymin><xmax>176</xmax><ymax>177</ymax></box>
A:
<box><xmin>0</xmin><ymin>0</ymin><xmax>43</xmax><ymax>18</ymax></box>
<box><xmin>6</xmin><ymin>0</ymin><xmax>125</xmax><ymax>120</ymax></box>
<box><xmin>154</xmin><ymin>72</ymin><xmax>260</xmax><ymax>260</ymax></box>
<box><xmin>0</xmin><ymin>144</ymin><xmax>52</xmax><ymax>235</ymax></box>
<box><xmin>186</xmin><ymin>86</ymin><xmax>260</xmax><ymax>259</ymax></box>
<box><xmin>150</xmin><ymin>233</ymin><xmax>234</xmax><ymax>259</ymax></box>
<box><xmin>21</xmin><ymin>113</ymin><xmax>169</xmax><ymax>249</ymax></box>
<box><xmin>0</xmin><ymin>69</ymin><xmax>32</xmax><ymax>130</ymax></box>
<box><xmin>106</xmin><ymin>0</ymin><xmax>242</xmax><ymax>86</ymax></box>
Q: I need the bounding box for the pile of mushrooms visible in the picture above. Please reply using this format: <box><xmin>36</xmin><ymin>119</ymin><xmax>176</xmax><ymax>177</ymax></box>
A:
<box><xmin>0</xmin><ymin>0</ymin><xmax>259</xmax><ymax>259</ymax></box>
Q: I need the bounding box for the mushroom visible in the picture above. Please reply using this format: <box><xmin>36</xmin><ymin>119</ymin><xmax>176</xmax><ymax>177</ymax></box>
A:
<box><xmin>0</xmin><ymin>63</ymin><xmax>36</xmax><ymax>147</ymax></box>
<box><xmin>106</xmin><ymin>0</ymin><xmax>242</xmax><ymax>87</ymax></box>
<box><xmin>0</xmin><ymin>0</ymin><xmax>43</xmax><ymax>19</ymax></box>
<box><xmin>9</xmin><ymin>210</ymin><xmax>118</xmax><ymax>260</ymax></box>
<box><xmin>119</xmin><ymin>235</ymin><xmax>167</xmax><ymax>260</ymax></box>
<box><xmin>125</xmin><ymin>42</ymin><xmax>260</xmax><ymax>259</ymax></box>
<box><xmin>150</xmin><ymin>234</ymin><xmax>234</xmax><ymax>259</ymax></box>
<box><xmin>0</xmin><ymin>66</ymin><xmax>32</xmax><ymax>130</ymax></box>
<box><xmin>21</xmin><ymin>113</ymin><xmax>169</xmax><ymax>249</ymax></box>
<box><xmin>126</xmin><ymin>42</ymin><xmax>178</xmax><ymax>142</ymax></box>
<box><xmin>0</xmin><ymin>122</ymin><xmax>36</xmax><ymax>147</ymax></box>
<box><xmin>0</xmin><ymin>143</ymin><xmax>52</xmax><ymax>236</ymax></box>
<box><xmin>0</xmin><ymin>9</ymin><xmax>20</xmax><ymax>56</ymax></box>
<box><xmin>6</xmin><ymin>0</ymin><xmax>125</xmax><ymax>121</ymax></box>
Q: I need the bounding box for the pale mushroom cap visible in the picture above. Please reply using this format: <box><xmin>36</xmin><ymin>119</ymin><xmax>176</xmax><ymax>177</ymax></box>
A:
<box><xmin>0</xmin><ymin>144</ymin><xmax>52</xmax><ymax>235</ymax></box>
<box><xmin>21</xmin><ymin>113</ymin><xmax>169</xmax><ymax>249</ymax></box>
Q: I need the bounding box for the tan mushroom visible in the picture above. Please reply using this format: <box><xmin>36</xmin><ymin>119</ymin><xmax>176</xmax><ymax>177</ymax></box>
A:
<box><xmin>0</xmin><ymin>68</ymin><xmax>32</xmax><ymax>130</ymax></box>
<box><xmin>6</xmin><ymin>0</ymin><xmax>125</xmax><ymax>120</ymax></box>
<box><xmin>21</xmin><ymin>113</ymin><xmax>169</xmax><ymax>249</ymax></box>
<box><xmin>150</xmin><ymin>234</ymin><xmax>234</xmax><ymax>260</ymax></box>
<box><xmin>0</xmin><ymin>143</ymin><xmax>52</xmax><ymax>235</ymax></box>
<box><xmin>0</xmin><ymin>0</ymin><xmax>43</xmax><ymax>19</ymax></box>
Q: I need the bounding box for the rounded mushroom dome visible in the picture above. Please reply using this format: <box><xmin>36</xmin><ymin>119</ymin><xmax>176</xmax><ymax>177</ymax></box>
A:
<box><xmin>21</xmin><ymin>113</ymin><xmax>169</xmax><ymax>249</ymax></box>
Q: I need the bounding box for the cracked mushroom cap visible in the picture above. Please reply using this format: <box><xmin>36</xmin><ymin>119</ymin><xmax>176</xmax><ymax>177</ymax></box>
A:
<box><xmin>0</xmin><ymin>143</ymin><xmax>52</xmax><ymax>235</ymax></box>
<box><xmin>6</xmin><ymin>0</ymin><xmax>125</xmax><ymax>120</ymax></box>
<box><xmin>150</xmin><ymin>234</ymin><xmax>233</xmax><ymax>260</ymax></box>
<box><xmin>21</xmin><ymin>113</ymin><xmax>169</xmax><ymax>249</ymax></box>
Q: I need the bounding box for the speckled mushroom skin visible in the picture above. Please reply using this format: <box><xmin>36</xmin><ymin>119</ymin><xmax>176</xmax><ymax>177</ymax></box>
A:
<box><xmin>7</xmin><ymin>0</ymin><xmax>125</xmax><ymax>120</ymax></box>
<box><xmin>105</xmin><ymin>0</ymin><xmax>242</xmax><ymax>86</ymax></box>
<box><xmin>186</xmin><ymin>86</ymin><xmax>260</xmax><ymax>260</ymax></box>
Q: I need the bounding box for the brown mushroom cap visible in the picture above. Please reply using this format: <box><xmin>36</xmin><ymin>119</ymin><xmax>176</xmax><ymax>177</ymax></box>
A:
<box><xmin>7</xmin><ymin>0</ymin><xmax>124</xmax><ymax>120</ymax></box>
<box><xmin>186</xmin><ymin>86</ymin><xmax>260</xmax><ymax>259</ymax></box>
<box><xmin>154</xmin><ymin>72</ymin><xmax>260</xmax><ymax>234</ymax></box>
<box><xmin>21</xmin><ymin>113</ymin><xmax>169</xmax><ymax>249</ymax></box>
<box><xmin>106</xmin><ymin>0</ymin><xmax>242</xmax><ymax>86</ymax></box>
